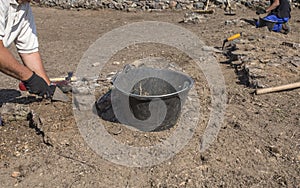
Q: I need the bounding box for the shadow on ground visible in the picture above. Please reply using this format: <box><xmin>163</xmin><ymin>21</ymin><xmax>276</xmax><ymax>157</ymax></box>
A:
<box><xmin>0</xmin><ymin>89</ymin><xmax>42</xmax><ymax>107</ymax></box>
<box><xmin>241</xmin><ymin>18</ymin><xmax>258</xmax><ymax>26</ymax></box>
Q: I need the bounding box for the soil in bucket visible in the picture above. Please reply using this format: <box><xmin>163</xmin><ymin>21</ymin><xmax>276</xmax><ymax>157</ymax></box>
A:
<box><xmin>129</xmin><ymin>77</ymin><xmax>181</xmax><ymax>131</ymax></box>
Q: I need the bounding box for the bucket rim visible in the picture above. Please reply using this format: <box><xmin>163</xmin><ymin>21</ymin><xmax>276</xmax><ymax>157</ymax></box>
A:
<box><xmin>113</xmin><ymin>68</ymin><xmax>194</xmax><ymax>99</ymax></box>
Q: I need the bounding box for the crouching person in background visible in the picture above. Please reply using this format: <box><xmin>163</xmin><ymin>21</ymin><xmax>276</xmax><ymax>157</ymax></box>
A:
<box><xmin>256</xmin><ymin>0</ymin><xmax>291</xmax><ymax>34</ymax></box>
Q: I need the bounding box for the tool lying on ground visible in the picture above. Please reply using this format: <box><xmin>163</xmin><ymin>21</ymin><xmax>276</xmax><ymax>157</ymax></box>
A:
<box><xmin>222</xmin><ymin>32</ymin><xmax>242</xmax><ymax>50</ymax></box>
<box><xmin>193</xmin><ymin>0</ymin><xmax>214</xmax><ymax>14</ymax></box>
<box><xmin>224</xmin><ymin>0</ymin><xmax>236</xmax><ymax>15</ymax></box>
<box><xmin>255</xmin><ymin>81</ymin><xmax>300</xmax><ymax>95</ymax></box>
<box><xmin>18</xmin><ymin>72</ymin><xmax>75</xmax><ymax>102</ymax></box>
<box><xmin>282</xmin><ymin>41</ymin><xmax>300</xmax><ymax>49</ymax></box>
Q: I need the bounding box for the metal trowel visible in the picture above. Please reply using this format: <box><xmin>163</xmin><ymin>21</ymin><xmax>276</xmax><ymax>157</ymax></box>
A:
<box><xmin>19</xmin><ymin>82</ymin><xmax>69</xmax><ymax>102</ymax></box>
<box><xmin>51</xmin><ymin>86</ymin><xmax>69</xmax><ymax>102</ymax></box>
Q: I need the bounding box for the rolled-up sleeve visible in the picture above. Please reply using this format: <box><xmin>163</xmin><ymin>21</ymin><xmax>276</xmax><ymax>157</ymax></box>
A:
<box><xmin>15</xmin><ymin>3</ymin><xmax>39</xmax><ymax>53</ymax></box>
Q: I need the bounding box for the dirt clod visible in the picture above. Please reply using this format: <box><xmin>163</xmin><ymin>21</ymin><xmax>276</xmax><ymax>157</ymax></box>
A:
<box><xmin>11</xmin><ymin>171</ymin><xmax>21</xmax><ymax>178</ymax></box>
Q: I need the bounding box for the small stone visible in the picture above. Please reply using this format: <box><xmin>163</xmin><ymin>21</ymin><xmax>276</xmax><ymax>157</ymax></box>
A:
<box><xmin>108</xmin><ymin>126</ymin><xmax>122</xmax><ymax>135</ymax></box>
<box><xmin>92</xmin><ymin>62</ymin><xmax>101</xmax><ymax>67</ymax></box>
<box><xmin>176</xmin><ymin>3</ymin><xmax>182</xmax><ymax>9</ymax></box>
<box><xmin>106</xmin><ymin>72</ymin><xmax>117</xmax><ymax>81</ymax></box>
<box><xmin>194</xmin><ymin>2</ymin><xmax>204</xmax><ymax>9</ymax></box>
<box><xmin>179</xmin><ymin>181</ymin><xmax>186</xmax><ymax>186</ymax></box>
<box><xmin>127</xmin><ymin>7</ymin><xmax>137</xmax><ymax>12</ymax></box>
<box><xmin>267</xmin><ymin>146</ymin><xmax>281</xmax><ymax>155</ymax></box>
<box><xmin>14</xmin><ymin>151</ymin><xmax>21</xmax><ymax>157</ymax></box>
<box><xmin>169</xmin><ymin>1</ymin><xmax>177</xmax><ymax>9</ymax></box>
<box><xmin>114</xmin><ymin>3</ymin><xmax>123</xmax><ymax>10</ymax></box>
<box><xmin>130</xmin><ymin>2</ymin><xmax>137</xmax><ymax>8</ymax></box>
<box><xmin>15</xmin><ymin>115</ymin><xmax>27</xmax><ymax>121</ymax></box>
<box><xmin>255</xmin><ymin>148</ymin><xmax>262</xmax><ymax>154</ymax></box>
<box><xmin>214</xmin><ymin>0</ymin><xmax>225</xmax><ymax>5</ymax></box>
<box><xmin>131</xmin><ymin>60</ymin><xmax>144</xmax><ymax>67</ymax></box>
<box><xmin>244</xmin><ymin>1</ymin><xmax>253</xmax><ymax>7</ymax></box>
<box><xmin>60</xmin><ymin>140</ymin><xmax>70</xmax><ymax>146</ymax></box>
<box><xmin>247</xmin><ymin>36</ymin><xmax>256</xmax><ymax>41</ymax></box>
<box><xmin>112</xmin><ymin>61</ymin><xmax>120</xmax><ymax>65</ymax></box>
<box><xmin>186</xmin><ymin>4</ymin><xmax>194</xmax><ymax>10</ymax></box>
<box><xmin>11</xmin><ymin>171</ymin><xmax>21</xmax><ymax>178</ymax></box>
<box><xmin>225</xmin><ymin>20</ymin><xmax>233</xmax><ymax>25</ymax></box>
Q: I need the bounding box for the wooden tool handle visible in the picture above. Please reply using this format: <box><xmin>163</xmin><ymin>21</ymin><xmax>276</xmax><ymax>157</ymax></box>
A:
<box><xmin>227</xmin><ymin>33</ymin><xmax>242</xmax><ymax>41</ymax></box>
<box><xmin>193</xmin><ymin>9</ymin><xmax>214</xmax><ymax>14</ymax></box>
<box><xmin>50</xmin><ymin>76</ymin><xmax>77</xmax><ymax>82</ymax></box>
<box><xmin>204</xmin><ymin>0</ymin><xmax>209</xmax><ymax>10</ymax></box>
<box><xmin>255</xmin><ymin>81</ymin><xmax>300</xmax><ymax>95</ymax></box>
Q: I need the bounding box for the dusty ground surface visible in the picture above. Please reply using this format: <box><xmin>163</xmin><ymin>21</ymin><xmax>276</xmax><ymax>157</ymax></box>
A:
<box><xmin>0</xmin><ymin>5</ymin><xmax>299</xmax><ymax>188</ymax></box>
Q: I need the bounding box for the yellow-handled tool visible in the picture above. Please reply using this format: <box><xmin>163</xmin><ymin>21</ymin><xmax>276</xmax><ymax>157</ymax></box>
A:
<box><xmin>222</xmin><ymin>32</ymin><xmax>242</xmax><ymax>50</ymax></box>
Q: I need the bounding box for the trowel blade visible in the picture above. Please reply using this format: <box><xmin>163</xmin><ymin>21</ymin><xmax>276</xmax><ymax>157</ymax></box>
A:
<box><xmin>52</xmin><ymin>87</ymin><xmax>69</xmax><ymax>102</ymax></box>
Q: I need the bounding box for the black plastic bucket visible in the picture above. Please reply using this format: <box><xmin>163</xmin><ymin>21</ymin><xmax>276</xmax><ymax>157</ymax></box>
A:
<box><xmin>111</xmin><ymin>66</ymin><xmax>194</xmax><ymax>132</ymax></box>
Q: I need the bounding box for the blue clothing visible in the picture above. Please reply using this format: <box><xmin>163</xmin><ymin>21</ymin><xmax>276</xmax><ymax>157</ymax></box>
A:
<box><xmin>256</xmin><ymin>14</ymin><xmax>290</xmax><ymax>32</ymax></box>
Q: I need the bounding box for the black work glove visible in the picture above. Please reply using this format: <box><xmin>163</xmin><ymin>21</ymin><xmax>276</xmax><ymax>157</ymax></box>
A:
<box><xmin>23</xmin><ymin>72</ymin><xmax>54</xmax><ymax>98</ymax></box>
<box><xmin>256</xmin><ymin>8</ymin><xmax>266</xmax><ymax>15</ymax></box>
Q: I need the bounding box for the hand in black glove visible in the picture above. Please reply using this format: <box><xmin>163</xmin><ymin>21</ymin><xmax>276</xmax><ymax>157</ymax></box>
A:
<box><xmin>256</xmin><ymin>8</ymin><xmax>266</xmax><ymax>15</ymax></box>
<box><xmin>23</xmin><ymin>72</ymin><xmax>54</xmax><ymax>98</ymax></box>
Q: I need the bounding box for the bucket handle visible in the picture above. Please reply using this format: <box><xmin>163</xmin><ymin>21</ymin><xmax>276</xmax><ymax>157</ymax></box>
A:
<box><xmin>111</xmin><ymin>64</ymin><xmax>134</xmax><ymax>84</ymax></box>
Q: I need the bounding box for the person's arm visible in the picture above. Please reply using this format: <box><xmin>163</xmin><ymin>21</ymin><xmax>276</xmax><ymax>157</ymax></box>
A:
<box><xmin>20</xmin><ymin>51</ymin><xmax>51</xmax><ymax>85</ymax></box>
<box><xmin>266</xmin><ymin>0</ymin><xmax>280</xmax><ymax>13</ymax></box>
<box><xmin>0</xmin><ymin>40</ymin><xmax>33</xmax><ymax>81</ymax></box>
<box><xmin>0</xmin><ymin>41</ymin><xmax>53</xmax><ymax>98</ymax></box>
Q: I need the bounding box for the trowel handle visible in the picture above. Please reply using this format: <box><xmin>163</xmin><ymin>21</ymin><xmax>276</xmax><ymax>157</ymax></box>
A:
<box><xmin>19</xmin><ymin>82</ymin><xmax>27</xmax><ymax>91</ymax></box>
<box><xmin>222</xmin><ymin>32</ymin><xmax>242</xmax><ymax>50</ymax></box>
<box><xmin>226</xmin><ymin>32</ymin><xmax>242</xmax><ymax>42</ymax></box>
<box><xmin>18</xmin><ymin>81</ymin><xmax>62</xmax><ymax>91</ymax></box>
